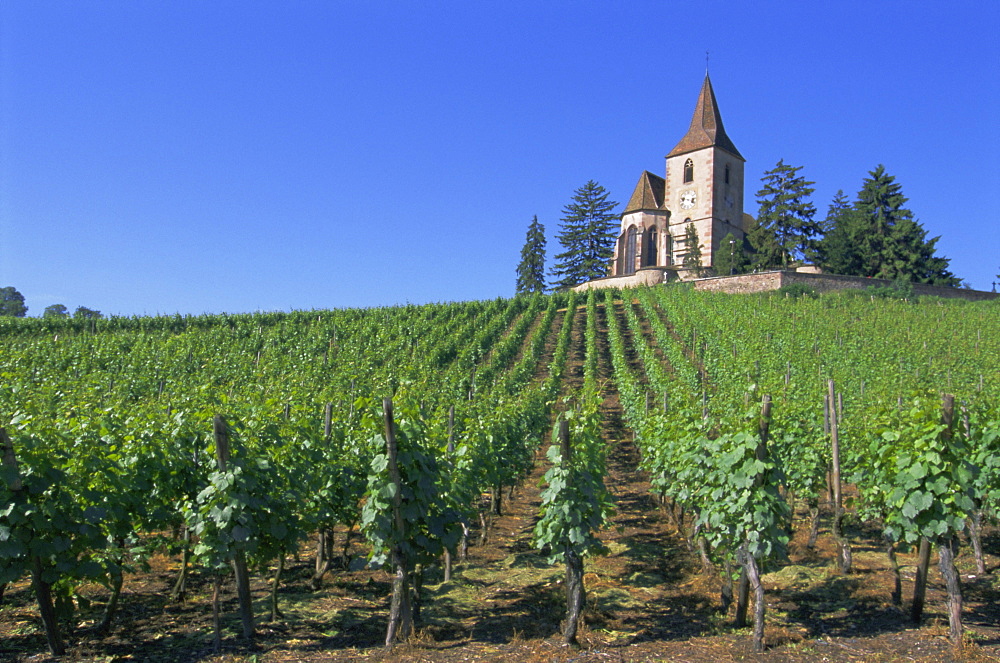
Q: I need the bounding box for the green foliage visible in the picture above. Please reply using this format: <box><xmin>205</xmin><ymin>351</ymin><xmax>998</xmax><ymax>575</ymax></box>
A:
<box><xmin>533</xmin><ymin>405</ymin><xmax>614</xmax><ymax>563</ymax></box>
<box><xmin>73</xmin><ymin>307</ymin><xmax>103</xmax><ymax>320</ymax></box>
<box><xmin>682</xmin><ymin>223</ymin><xmax>703</xmax><ymax>276</ymax></box>
<box><xmin>691</xmin><ymin>431</ymin><xmax>790</xmax><ymax>562</ymax></box>
<box><xmin>182</xmin><ymin>420</ymin><xmax>305</xmax><ymax>571</ymax></box>
<box><xmin>549</xmin><ymin>181</ymin><xmax>619</xmax><ymax>290</ymax></box>
<box><xmin>819</xmin><ymin>166</ymin><xmax>959</xmax><ymax>286</ymax></box>
<box><xmin>713</xmin><ymin>232</ymin><xmax>747</xmax><ymax>276</ymax></box>
<box><xmin>865</xmin><ymin>277</ymin><xmax>914</xmax><ymax>300</ymax></box>
<box><xmin>360</xmin><ymin>403</ymin><xmax>464</xmax><ymax>568</ymax></box>
<box><xmin>0</xmin><ymin>431</ymin><xmax>111</xmax><ymax>596</ymax></box>
<box><xmin>43</xmin><ymin>304</ymin><xmax>69</xmax><ymax>318</ymax></box>
<box><xmin>750</xmin><ymin>160</ymin><xmax>819</xmax><ymax>269</ymax></box>
<box><xmin>515</xmin><ymin>216</ymin><xmax>547</xmax><ymax>295</ymax></box>
<box><xmin>776</xmin><ymin>283</ymin><xmax>817</xmax><ymax>299</ymax></box>
<box><xmin>0</xmin><ymin>286</ymin><xmax>28</xmax><ymax>317</ymax></box>
<box><xmin>873</xmin><ymin>395</ymin><xmax>976</xmax><ymax>544</ymax></box>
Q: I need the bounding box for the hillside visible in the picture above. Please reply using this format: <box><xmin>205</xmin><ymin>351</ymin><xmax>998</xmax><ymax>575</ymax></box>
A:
<box><xmin>1</xmin><ymin>286</ymin><xmax>998</xmax><ymax>661</ymax></box>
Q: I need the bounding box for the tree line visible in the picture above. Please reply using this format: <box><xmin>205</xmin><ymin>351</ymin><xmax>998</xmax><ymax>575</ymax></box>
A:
<box><xmin>0</xmin><ymin>287</ymin><xmax>102</xmax><ymax>319</ymax></box>
<box><xmin>517</xmin><ymin>163</ymin><xmax>974</xmax><ymax>293</ymax></box>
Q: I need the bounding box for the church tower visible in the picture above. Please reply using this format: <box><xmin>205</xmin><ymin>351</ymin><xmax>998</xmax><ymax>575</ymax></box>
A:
<box><xmin>610</xmin><ymin>74</ymin><xmax>746</xmax><ymax>277</ymax></box>
<box><xmin>664</xmin><ymin>74</ymin><xmax>745</xmax><ymax>270</ymax></box>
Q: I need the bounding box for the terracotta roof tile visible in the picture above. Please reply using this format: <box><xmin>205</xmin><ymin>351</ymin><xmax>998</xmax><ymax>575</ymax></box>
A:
<box><xmin>624</xmin><ymin>171</ymin><xmax>666</xmax><ymax>213</ymax></box>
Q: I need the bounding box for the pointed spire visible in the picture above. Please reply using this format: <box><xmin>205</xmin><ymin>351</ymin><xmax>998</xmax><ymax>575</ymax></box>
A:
<box><xmin>667</xmin><ymin>74</ymin><xmax>743</xmax><ymax>160</ymax></box>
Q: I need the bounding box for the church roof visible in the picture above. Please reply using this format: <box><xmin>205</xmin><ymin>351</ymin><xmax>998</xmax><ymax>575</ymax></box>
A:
<box><xmin>667</xmin><ymin>74</ymin><xmax>744</xmax><ymax>160</ymax></box>
<box><xmin>624</xmin><ymin>171</ymin><xmax>667</xmax><ymax>213</ymax></box>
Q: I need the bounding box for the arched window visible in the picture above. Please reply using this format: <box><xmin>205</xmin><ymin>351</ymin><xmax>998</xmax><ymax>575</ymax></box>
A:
<box><xmin>683</xmin><ymin>159</ymin><xmax>694</xmax><ymax>183</ymax></box>
<box><xmin>624</xmin><ymin>226</ymin><xmax>637</xmax><ymax>275</ymax></box>
<box><xmin>724</xmin><ymin>164</ymin><xmax>730</xmax><ymax>185</ymax></box>
<box><xmin>646</xmin><ymin>227</ymin><xmax>658</xmax><ymax>266</ymax></box>
<box><xmin>665</xmin><ymin>235</ymin><xmax>673</xmax><ymax>266</ymax></box>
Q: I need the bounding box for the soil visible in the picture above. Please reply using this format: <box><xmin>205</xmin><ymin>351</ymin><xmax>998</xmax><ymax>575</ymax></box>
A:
<box><xmin>2</xmin><ymin>304</ymin><xmax>998</xmax><ymax>662</ymax></box>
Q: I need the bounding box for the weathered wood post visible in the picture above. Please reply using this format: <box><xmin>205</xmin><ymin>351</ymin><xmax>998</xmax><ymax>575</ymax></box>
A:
<box><xmin>559</xmin><ymin>418</ymin><xmax>585</xmax><ymax>647</ymax></box>
<box><xmin>383</xmin><ymin>398</ymin><xmax>413</xmax><ymax>647</ymax></box>
<box><xmin>214</xmin><ymin>416</ymin><xmax>255</xmax><ymax>646</ymax></box>
<box><xmin>828</xmin><ymin>379</ymin><xmax>851</xmax><ymax>573</ymax></box>
<box><xmin>936</xmin><ymin>394</ymin><xmax>964</xmax><ymax>649</ymax></box>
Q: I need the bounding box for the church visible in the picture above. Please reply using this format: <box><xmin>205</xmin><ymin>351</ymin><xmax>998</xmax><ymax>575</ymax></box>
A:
<box><xmin>608</xmin><ymin>74</ymin><xmax>752</xmax><ymax>278</ymax></box>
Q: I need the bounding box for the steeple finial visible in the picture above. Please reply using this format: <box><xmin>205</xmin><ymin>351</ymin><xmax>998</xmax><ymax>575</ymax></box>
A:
<box><xmin>706</xmin><ymin>50</ymin><xmax>710</xmax><ymax>74</ymax></box>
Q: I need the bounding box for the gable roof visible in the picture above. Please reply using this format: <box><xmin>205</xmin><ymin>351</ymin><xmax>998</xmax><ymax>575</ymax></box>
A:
<box><xmin>624</xmin><ymin>171</ymin><xmax>667</xmax><ymax>213</ymax></box>
<box><xmin>667</xmin><ymin>74</ymin><xmax>743</xmax><ymax>160</ymax></box>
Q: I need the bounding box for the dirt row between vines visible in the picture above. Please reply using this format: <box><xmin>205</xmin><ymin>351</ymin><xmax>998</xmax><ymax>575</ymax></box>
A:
<box><xmin>2</xmin><ymin>301</ymin><xmax>999</xmax><ymax>662</ymax></box>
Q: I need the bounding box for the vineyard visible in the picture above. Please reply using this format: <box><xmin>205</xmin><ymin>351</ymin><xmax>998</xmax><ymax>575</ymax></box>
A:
<box><xmin>1</xmin><ymin>286</ymin><xmax>999</xmax><ymax>662</ymax></box>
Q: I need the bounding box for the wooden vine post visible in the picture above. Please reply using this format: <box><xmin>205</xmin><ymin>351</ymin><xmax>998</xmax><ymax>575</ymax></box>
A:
<box><xmin>383</xmin><ymin>397</ymin><xmax>413</xmax><ymax>647</ymax></box>
<box><xmin>1</xmin><ymin>428</ymin><xmax>66</xmax><ymax>656</ymax></box>
<box><xmin>936</xmin><ymin>394</ymin><xmax>964</xmax><ymax>649</ymax></box>
<box><xmin>443</xmin><ymin>404</ymin><xmax>456</xmax><ymax>582</ymax></box>
<box><xmin>310</xmin><ymin>402</ymin><xmax>337</xmax><ymax>592</ymax></box>
<box><xmin>911</xmin><ymin>540</ymin><xmax>932</xmax><ymax>624</ymax></box>
<box><xmin>213</xmin><ymin>416</ymin><xmax>255</xmax><ymax>647</ymax></box>
<box><xmin>735</xmin><ymin>395</ymin><xmax>772</xmax><ymax>652</ymax></box>
<box><xmin>559</xmin><ymin>418</ymin><xmax>585</xmax><ymax>647</ymax></box>
<box><xmin>828</xmin><ymin>379</ymin><xmax>851</xmax><ymax>573</ymax></box>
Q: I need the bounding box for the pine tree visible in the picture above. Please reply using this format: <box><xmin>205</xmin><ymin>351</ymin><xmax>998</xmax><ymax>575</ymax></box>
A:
<box><xmin>816</xmin><ymin>190</ymin><xmax>860</xmax><ymax>274</ymax></box>
<box><xmin>750</xmin><ymin>160</ymin><xmax>819</xmax><ymax>269</ymax></box>
<box><xmin>515</xmin><ymin>216</ymin><xmax>547</xmax><ymax>294</ymax></box>
<box><xmin>713</xmin><ymin>232</ymin><xmax>747</xmax><ymax>276</ymax></box>
<box><xmin>549</xmin><ymin>181</ymin><xmax>620</xmax><ymax>290</ymax></box>
<box><xmin>746</xmin><ymin>215</ymin><xmax>783</xmax><ymax>272</ymax></box>
<box><xmin>850</xmin><ymin>165</ymin><xmax>959</xmax><ymax>285</ymax></box>
<box><xmin>682</xmin><ymin>223</ymin><xmax>703</xmax><ymax>277</ymax></box>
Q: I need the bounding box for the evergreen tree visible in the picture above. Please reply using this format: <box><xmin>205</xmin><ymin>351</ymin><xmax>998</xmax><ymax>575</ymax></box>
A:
<box><xmin>682</xmin><ymin>223</ymin><xmax>703</xmax><ymax>277</ymax></box>
<box><xmin>713</xmin><ymin>232</ymin><xmax>747</xmax><ymax>276</ymax></box>
<box><xmin>750</xmin><ymin>160</ymin><xmax>819</xmax><ymax>269</ymax></box>
<box><xmin>815</xmin><ymin>190</ymin><xmax>858</xmax><ymax>273</ymax></box>
<box><xmin>746</xmin><ymin>214</ymin><xmax>782</xmax><ymax>272</ymax></box>
<box><xmin>515</xmin><ymin>215</ymin><xmax>547</xmax><ymax>294</ymax></box>
<box><xmin>845</xmin><ymin>165</ymin><xmax>958</xmax><ymax>285</ymax></box>
<box><xmin>549</xmin><ymin>181</ymin><xmax>620</xmax><ymax>290</ymax></box>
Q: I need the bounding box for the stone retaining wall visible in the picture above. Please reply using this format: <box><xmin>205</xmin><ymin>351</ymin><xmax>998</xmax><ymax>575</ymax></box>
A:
<box><xmin>573</xmin><ymin>267</ymin><xmax>676</xmax><ymax>292</ymax></box>
<box><xmin>692</xmin><ymin>271</ymin><xmax>998</xmax><ymax>302</ymax></box>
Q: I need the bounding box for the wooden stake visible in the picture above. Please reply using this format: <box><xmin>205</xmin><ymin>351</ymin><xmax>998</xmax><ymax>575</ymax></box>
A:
<box><xmin>938</xmin><ymin>394</ymin><xmax>963</xmax><ymax>649</ymax></box>
<box><xmin>828</xmin><ymin>380</ymin><xmax>851</xmax><ymax>573</ymax></box>
<box><xmin>213</xmin><ymin>416</ymin><xmax>254</xmax><ymax>645</ymax></box>
<box><xmin>383</xmin><ymin>398</ymin><xmax>412</xmax><ymax>647</ymax></box>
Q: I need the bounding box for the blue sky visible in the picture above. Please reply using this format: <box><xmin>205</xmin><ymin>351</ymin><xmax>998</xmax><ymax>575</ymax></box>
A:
<box><xmin>2</xmin><ymin>1</ymin><xmax>998</xmax><ymax>316</ymax></box>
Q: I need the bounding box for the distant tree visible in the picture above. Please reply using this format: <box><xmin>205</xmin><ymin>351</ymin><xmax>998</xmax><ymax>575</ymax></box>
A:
<box><xmin>0</xmin><ymin>286</ymin><xmax>28</xmax><ymax>317</ymax></box>
<box><xmin>746</xmin><ymin>215</ymin><xmax>782</xmax><ymax>272</ymax></box>
<box><xmin>682</xmin><ymin>223</ymin><xmax>703</xmax><ymax>276</ymax></box>
<box><xmin>840</xmin><ymin>166</ymin><xmax>959</xmax><ymax>286</ymax></box>
<box><xmin>515</xmin><ymin>216</ymin><xmax>547</xmax><ymax>294</ymax></box>
<box><xmin>43</xmin><ymin>304</ymin><xmax>70</xmax><ymax>318</ymax></box>
<box><xmin>549</xmin><ymin>180</ymin><xmax>620</xmax><ymax>290</ymax></box>
<box><xmin>815</xmin><ymin>190</ymin><xmax>858</xmax><ymax>273</ymax></box>
<box><xmin>750</xmin><ymin>160</ymin><xmax>819</xmax><ymax>269</ymax></box>
<box><xmin>713</xmin><ymin>232</ymin><xmax>747</xmax><ymax>276</ymax></box>
<box><xmin>73</xmin><ymin>306</ymin><xmax>103</xmax><ymax>320</ymax></box>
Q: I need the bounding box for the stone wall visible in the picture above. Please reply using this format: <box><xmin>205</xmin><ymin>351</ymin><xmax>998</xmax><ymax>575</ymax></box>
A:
<box><xmin>573</xmin><ymin>267</ymin><xmax>676</xmax><ymax>292</ymax></box>
<box><xmin>692</xmin><ymin>271</ymin><xmax>999</xmax><ymax>302</ymax></box>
